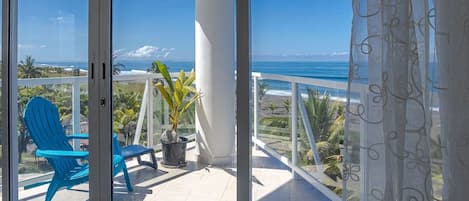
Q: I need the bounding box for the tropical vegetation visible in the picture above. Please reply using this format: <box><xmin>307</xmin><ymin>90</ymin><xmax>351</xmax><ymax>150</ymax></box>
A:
<box><xmin>147</xmin><ymin>60</ymin><xmax>168</xmax><ymax>73</ymax></box>
<box><xmin>19</xmin><ymin>56</ymin><xmax>43</xmax><ymax>78</ymax></box>
<box><xmin>257</xmin><ymin>86</ymin><xmax>345</xmax><ymax>193</ymax></box>
<box><xmin>154</xmin><ymin>61</ymin><xmax>200</xmax><ymax>143</ymax></box>
<box><xmin>112</xmin><ymin>54</ymin><xmax>125</xmax><ymax>75</ymax></box>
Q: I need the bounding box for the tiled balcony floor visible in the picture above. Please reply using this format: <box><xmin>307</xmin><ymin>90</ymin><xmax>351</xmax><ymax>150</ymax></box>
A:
<box><xmin>18</xmin><ymin>143</ymin><xmax>330</xmax><ymax>201</ymax></box>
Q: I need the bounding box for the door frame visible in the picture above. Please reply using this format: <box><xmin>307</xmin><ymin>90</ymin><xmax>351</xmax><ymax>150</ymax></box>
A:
<box><xmin>1</xmin><ymin>0</ymin><xmax>18</xmax><ymax>200</ymax></box>
<box><xmin>0</xmin><ymin>0</ymin><xmax>110</xmax><ymax>200</ymax></box>
<box><xmin>236</xmin><ymin>0</ymin><xmax>252</xmax><ymax>201</ymax></box>
<box><xmin>88</xmin><ymin>0</ymin><xmax>114</xmax><ymax>200</ymax></box>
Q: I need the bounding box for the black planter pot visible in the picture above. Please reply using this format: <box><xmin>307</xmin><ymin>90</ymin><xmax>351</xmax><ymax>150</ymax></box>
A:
<box><xmin>161</xmin><ymin>136</ymin><xmax>188</xmax><ymax>168</ymax></box>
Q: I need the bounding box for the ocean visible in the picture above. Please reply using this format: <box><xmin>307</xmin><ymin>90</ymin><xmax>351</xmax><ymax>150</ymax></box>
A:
<box><xmin>38</xmin><ymin>60</ymin><xmax>350</xmax><ymax>98</ymax></box>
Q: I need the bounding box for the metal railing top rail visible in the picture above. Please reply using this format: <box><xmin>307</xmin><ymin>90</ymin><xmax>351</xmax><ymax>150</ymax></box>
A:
<box><xmin>12</xmin><ymin>72</ymin><xmax>362</xmax><ymax>92</ymax></box>
<box><xmin>13</xmin><ymin>72</ymin><xmax>182</xmax><ymax>87</ymax></box>
<box><xmin>252</xmin><ymin>72</ymin><xmax>366</xmax><ymax>92</ymax></box>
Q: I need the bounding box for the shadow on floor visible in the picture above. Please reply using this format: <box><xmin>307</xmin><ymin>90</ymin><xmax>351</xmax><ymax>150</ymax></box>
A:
<box><xmin>19</xmin><ymin>159</ymin><xmax>208</xmax><ymax>201</ymax></box>
<box><xmin>257</xmin><ymin>178</ymin><xmax>331</xmax><ymax>201</ymax></box>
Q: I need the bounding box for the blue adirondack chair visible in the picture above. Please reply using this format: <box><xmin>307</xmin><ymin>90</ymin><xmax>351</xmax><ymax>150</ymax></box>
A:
<box><xmin>23</xmin><ymin>97</ymin><xmax>133</xmax><ymax>201</ymax></box>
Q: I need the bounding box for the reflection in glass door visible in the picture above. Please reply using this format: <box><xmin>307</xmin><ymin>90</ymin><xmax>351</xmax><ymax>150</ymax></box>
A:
<box><xmin>17</xmin><ymin>1</ymin><xmax>90</xmax><ymax>200</ymax></box>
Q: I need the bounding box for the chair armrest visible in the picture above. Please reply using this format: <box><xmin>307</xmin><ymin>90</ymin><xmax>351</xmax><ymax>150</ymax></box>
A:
<box><xmin>36</xmin><ymin>149</ymin><xmax>89</xmax><ymax>159</ymax></box>
<box><xmin>67</xmin><ymin>133</ymin><xmax>89</xmax><ymax>140</ymax></box>
<box><xmin>67</xmin><ymin>133</ymin><xmax>117</xmax><ymax>140</ymax></box>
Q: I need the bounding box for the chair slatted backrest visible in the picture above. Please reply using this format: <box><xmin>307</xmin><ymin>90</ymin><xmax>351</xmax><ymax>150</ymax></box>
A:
<box><xmin>23</xmin><ymin>97</ymin><xmax>79</xmax><ymax>177</ymax></box>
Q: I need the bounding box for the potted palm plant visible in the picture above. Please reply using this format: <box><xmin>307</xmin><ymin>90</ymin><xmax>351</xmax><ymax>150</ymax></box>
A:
<box><xmin>154</xmin><ymin>62</ymin><xmax>200</xmax><ymax>167</ymax></box>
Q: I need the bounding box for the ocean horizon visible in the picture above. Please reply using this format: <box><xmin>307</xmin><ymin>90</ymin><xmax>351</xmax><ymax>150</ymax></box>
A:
<box><xmin>37</xmin><ymin>60</ymin><xmax>349</xmax><ymax>80</ymax></box>
<box><xmin>36</xmin><ymin>60</ymin><xmax>350</xmax><ymax>98</ymax></box>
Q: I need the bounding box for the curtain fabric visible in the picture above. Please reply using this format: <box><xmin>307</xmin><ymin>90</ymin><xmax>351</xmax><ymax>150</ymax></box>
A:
<box><xmin>433</xmin><ymin>1</ymin><xmax>469</xmax><ymax>200</ymax></box>
<box><xmin>345</xmin><ymin>0</ymin><xmax>469</xmax><ymax>201</ymax></box>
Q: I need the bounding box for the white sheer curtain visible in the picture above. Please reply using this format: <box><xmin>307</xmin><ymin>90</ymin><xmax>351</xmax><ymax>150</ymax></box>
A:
<box><xmin>345</xmin><ymin>0</ymin><xmax>469</xmax><ymax>201</ymax></box>
<box><xmin>433</xmin><ymin>1</ymin><xmax>469</xmax><ymax>200</ymax></box>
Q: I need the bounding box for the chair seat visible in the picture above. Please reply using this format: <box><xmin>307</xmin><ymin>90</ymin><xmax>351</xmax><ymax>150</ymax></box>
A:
<box><xmin>121</xmin><ymin>145</ymin><xmax>158</xmax><ymax>169</ymax></box>
<box><xmin>121</xmin><ymin>145</ymin><xmax>154</xmax><ymax>159</ymax></box>
<box><xmin>66</xmin><ymin>155</ymin><xmax>124</xmax><ymax>181</ymax></box>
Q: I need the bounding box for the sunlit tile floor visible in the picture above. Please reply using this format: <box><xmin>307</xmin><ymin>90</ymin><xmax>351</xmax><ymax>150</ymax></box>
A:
<box><xmin>18</xmin><ymin>143</ymin><xmax>330</xmax><ymax>201</ymax></box>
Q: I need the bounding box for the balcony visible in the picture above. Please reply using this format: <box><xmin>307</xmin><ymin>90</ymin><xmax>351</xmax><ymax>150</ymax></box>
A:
<box><xmin>12</xmin><ymin>72</ymin><xmax>347</xmax><ymax>201</ymax></box>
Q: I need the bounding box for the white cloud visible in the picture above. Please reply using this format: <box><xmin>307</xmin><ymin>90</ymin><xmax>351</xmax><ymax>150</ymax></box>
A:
<box><xmin>18</xmin><ymin>44</ymin><xmax>47</xmax><ymax>49</ymax></box>
<box><xmin>127</xmin><ymin>45</ymin><xmax>159</xmax><ymax>57</ymax></box>
<box><xmin>113</xmin><ymin>48</ymin><xmax>127</xmax><ymax>57</ymax></box>
<box><xmin>124</xmin><ymin>45</ymin><xmax>175</xmax><ymax>59</ymax></box>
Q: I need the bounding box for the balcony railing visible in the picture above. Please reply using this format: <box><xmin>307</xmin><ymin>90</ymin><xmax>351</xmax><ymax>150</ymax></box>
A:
<box><xmin>251</xmin><ymin>72</ymin><xmax>359</xmax><ymax>201</ymax></box>
<box><xmin>13</xmin><ymin>72</ymin><xmax>362</xmax><ymax>201</ymax></box>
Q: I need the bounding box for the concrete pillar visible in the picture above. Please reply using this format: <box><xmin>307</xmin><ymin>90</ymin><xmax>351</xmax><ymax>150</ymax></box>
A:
<box><xmin>195</xmin><ymin>0</ymin><xmax>235</xmax><ymax>165</ymax></box>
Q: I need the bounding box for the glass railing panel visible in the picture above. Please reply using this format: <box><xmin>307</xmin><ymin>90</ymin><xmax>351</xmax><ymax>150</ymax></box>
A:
<box><xmin>112</xmin><ymin>80</ymin><xmax>146</xmax><ymax>147</ymax></box>
<box><xmin>252</xmin><ymin>75</ymin><xmax>350</xmax><ymax>198</ymax></box>
<box><xmin>150</xmin><ymin>84</ymin><xmax>163</xmax><ymax>148</ymax></box>
<box><xmin>256</xmin><ymin>79</ymin><xmax>293</xmax><ymax>160</ymax></box>
<box><xmin>295</xmin><ymin>84</ymin><xmax>346</xmax><ymax>197</ymax></box>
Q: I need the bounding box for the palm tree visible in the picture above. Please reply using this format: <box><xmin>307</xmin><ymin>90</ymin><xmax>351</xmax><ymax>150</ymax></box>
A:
<box><xmin>112</xmin><ymin>54</ymin><xmax>125</xmax><ymax>75</ymax></box>
<box><xmin>19</xmin><ymin>56</ymin><xmax>42</xmax><ymax>78</ymax></box>
<box><xmin>113</xmin><ymin>89</ymin><xmax>143</xmax><ymax>145</ymax></box>
<box><xmin>148</xmin><ymin>60</ymin><xmax>168</xmax><ymax>96</ymax></box>
<box><xmin>257</xmin><ymin>81</ymin><xmax>269</xmax><ymax>101</ymax></box>
<box><xmin>283</xmin><ymin>99</ymin><xmax>291</xmax><ymax>113</ymax></box>
<box><xmin>147</xmin><ymin>60</ymin><xmax>167</xmax><ymax>73</ymax></box>
<box><xmin>266</xmin><ymin>102</ymin><xmax>277</xmax><ymax>115</ymax></box>
<box><xmin>301</xmin><ymin>88</ymin><xmax>345</xmax><ymax>167</ymax></box>
<box><xmin>303</xmin><ymin>89</ymin><xmax>343</xmax><ymax>142</ymax></box>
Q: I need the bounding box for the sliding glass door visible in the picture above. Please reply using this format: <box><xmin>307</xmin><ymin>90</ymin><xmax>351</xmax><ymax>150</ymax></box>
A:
<box><xmin>15</xmin><ymin>0</ymin><xmax>90</xmax><ymax>200</ymax></box>
<box><xmin>1</xmin><ymin>0</ymin><xmax>252</xmax><ymax>200</ymax></box>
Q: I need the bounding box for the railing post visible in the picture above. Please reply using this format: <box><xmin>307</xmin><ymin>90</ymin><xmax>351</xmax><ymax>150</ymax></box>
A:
<box><xmin>298</xmin><ymin>91</ymin><xmax>322</xmax><ymax>168</ymax></box>
<box><xmin>133</xmin><ymin>80</ymin><xmax>148</xmax><ymax>145</ymax></box>
<box><xmin>146</xmin><ymin>77</ymin><xmax>154</xmax><ymax>148</ymax></box>
<box><xmin>291</xmin><ymin>82</ymin><xmax>298</xmax><ymax>178</ymax></box>
<box><xmin>72</xmin><ymin>78</ymin><xmax>81</xmax><ymax>150</ymax></box>
<box><xmin>253</xmin><ymin>76</ymin><xmax>258</xmax><ymax>149</ymax></box>
<box><xmin>154</xmin><ymin>81</ymin><xmax>162</xmax><ymax>140</ymax></box>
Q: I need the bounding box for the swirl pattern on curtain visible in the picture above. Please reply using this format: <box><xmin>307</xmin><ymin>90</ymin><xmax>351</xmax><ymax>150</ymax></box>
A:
<box><xmin>345</xmin><ymin>0</ymin><xmax>469</xmax><ymax>201</ymax></box>
<box><xmin>345</xmin><ymin>0</ymin><xmax>434</xmax><ymax>200</ymax></box>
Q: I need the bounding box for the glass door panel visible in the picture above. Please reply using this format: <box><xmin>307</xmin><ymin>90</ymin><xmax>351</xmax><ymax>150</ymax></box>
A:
<box><xmin>251</xmin><ymin>1</ymin><xmax>352</xmax><ymax>200</ymax></box>
<box><xmin>17</xmin><ymin>0</ymin><xmax>89</xmax><ymax>200</ymax></box>
<box><xmin>112</xmin><ymin>1</ymin><xmax>238</xmax><ymax>200</ymax></box>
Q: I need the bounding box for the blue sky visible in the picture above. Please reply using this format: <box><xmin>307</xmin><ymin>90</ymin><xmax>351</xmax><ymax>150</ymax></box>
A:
<box><xmin>17</xmin><ymin>0</ymin><xmax>352</xmax><ymax>62</ymax></box>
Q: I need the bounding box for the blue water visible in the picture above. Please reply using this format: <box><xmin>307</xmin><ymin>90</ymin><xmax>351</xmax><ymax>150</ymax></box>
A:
<box><xmin>38</xmin><ymin>60</ymin><xmax>349</xmax><ymax>97</ymax></box>
<box><xmin>40</xmin><ymin>61</ymin><xmax>348</xmax><ymax>78</ymax></box>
